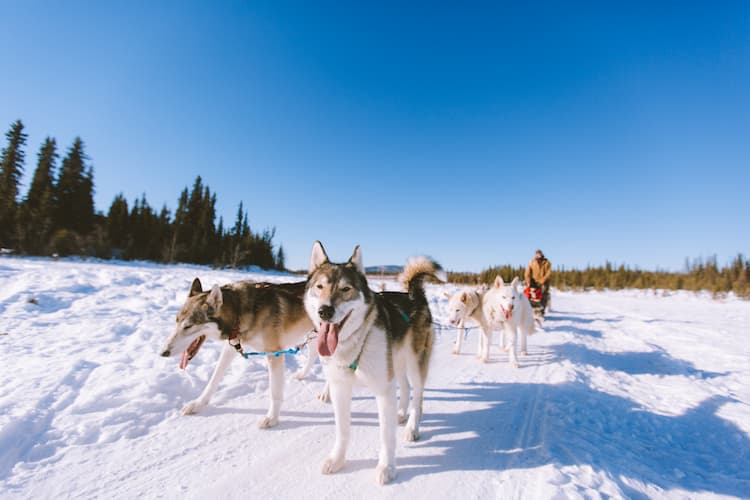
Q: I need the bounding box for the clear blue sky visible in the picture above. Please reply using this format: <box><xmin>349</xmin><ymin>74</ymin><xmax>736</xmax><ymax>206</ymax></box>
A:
<box><xmin>2</xmin><ymin>1</ymin><xmax>748</xmax><ymax>271</ymax></box>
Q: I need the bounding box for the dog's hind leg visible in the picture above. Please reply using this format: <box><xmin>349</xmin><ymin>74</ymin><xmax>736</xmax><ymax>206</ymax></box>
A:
<box><xmin>403</xmin><ymin>358</ymin><xmax>424</xmax><ymax>442</ymax></box>
<box><xmin>322</xmin><ymin>378</ymin><xmax>353</xmax><ymax>476</ymax></box>
<box><xmin>294</xmin><ymin>345</ymin><xmax>317</xmax><ymax>380</ymax></box>
<box><xmin>374</xmin><ymin>382</ymin><xmax>398</xmax><ymax>485</ymax></box>
<box><xmin>258</xmin><ymin>355</ymin><xmax>285</xmax><ymax>428</ymax></box>
<box><xmin>182</xmin><ymin>343</ymin><xmax>236</xmax><ymax>415</ymax></box>
<box><xmin>520</xmin><ymin>322</ymin><xmax>528</xmax><ymax>356</ymax></box>
<box><xmin>397</xmin><ymin>371</ymin><xmax>410</xmax><ymax>424</ymax></box>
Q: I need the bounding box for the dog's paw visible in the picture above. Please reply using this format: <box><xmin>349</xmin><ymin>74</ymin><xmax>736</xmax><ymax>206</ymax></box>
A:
<box><xmin>293</xmin><ymin>369</ymin><xmax>307</xmax><ymax>380</ymax></box>
<box><xmin>403</xmin><ymin>426</ymin><xmax>420</xmax><ymax>442</ymax></box>
<box><xmin>375</xmin><ymin>463</ymin><xmax>396</xmax><ymax>485</ymax></box>
<box><xmin>479</xmin><ymin>355</ymin><xmax>489</xmax><ymax>364</ymax></box>
<box><xmin>511</xmin><ymin>361</ymin><xmax>519</xmax><ymax>368</ymax></box>
<box><xmin>257</xmin><ymin>415</ymin><xmax>279</xmax><ymax>429</ymax></box>
<box><xmin>181</xmin><ymin>399</ymin><xmax>206</xmax><ymax>415</ymax></box>
<box><xmin>397</xmin><ymin>410</ymin><xmax>408</xmax><ymax>425</ymax></box>
<box><xmin>321</xmin><ymin>456</ymin><xmax>345</xmax><ymax>475</ymax></box>
<box><xmin>317</xmin><ymin>388</ymin><xmax>331</xmax><ymax>404</ymax></box>
<box><xmin>452</xmin><ymin>347</ymin><xmax>461</xmax><ymax>355</ymax></box>
<box><xmin>520</xmin><ymin>350</ymin><xmax>528</xmax><ymax>356</ymax></box>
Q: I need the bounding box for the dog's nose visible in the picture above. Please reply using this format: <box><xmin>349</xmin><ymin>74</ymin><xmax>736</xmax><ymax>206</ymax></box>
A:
<box><xmin>318</xmin><ymin>305</ymin><xmax>335</xmax><ymax>321</ymax></box>
<box><xmin>161</xmin><ymin>349</ymin><xmax>171</xmax><ymax>357</ymax></box>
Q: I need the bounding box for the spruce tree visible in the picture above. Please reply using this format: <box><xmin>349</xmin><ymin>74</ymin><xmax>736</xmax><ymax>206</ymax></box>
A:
<box><xmin>21</xmin><ymin>137</ymin><xmax>58</xmax><ymax>253</ymax></box>
<box><xmin>106</xmin><ymin>193</ymin><xmax>130</xmax><ymax>251</ymax></box>
<box><xmin>55</xmin><ymin>138</ymin><xmax>95</xmax><ymax>234</ymax></box>
<box><xmin>276</xmin><ymin>245</ymin><xmax>286</xmax><ymax>270</ymax></box>
<box><xmin>0</xmin><ymin>120</ymin><xmax>28</xmax><ymax>247</ymax></box>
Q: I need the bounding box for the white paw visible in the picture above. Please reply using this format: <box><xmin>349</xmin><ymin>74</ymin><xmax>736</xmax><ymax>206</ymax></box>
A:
<box><xmin>317</xmin><ymin>388</ymin><xmax>331</xmax><ymax>403</ymax></box>
<box><xmin>520</xmin><ymin>350</ymin><xmax>527</xmax><ymax>356</ymax></box>
<box><xmin>397</xmin><ymin>410</ymin><xmax>407</xmax><ymax>425</ymax></box>
<box><xmin>257</xmin><ymin>415</ymin><xmax>279</xmax><ymax>429</ymax></box>
<box><xmin>403</xmin><ymin>426</ymin><xmax>420</xmax><ymax>442</ymax></box>
<box><xmin>452</xmin><ymin>348</ymin><xmax>460</xmax><ymax>355</ymax></box>
<box><xmin>293</xmin><ymin>369</ymin><xmax>307</xmax><ymax>380</ymax></box>
<box><xmin>480</xmin><ymin>355</ymin><xmax>489</xmax><ymax>363</ymax></box>
<box><xmin>181</xmin><ymin>399</ymin><xmax>206</xmax><ymax>415</ymax></box>
<box><xmin>321</xmin><ymin>456</ymin><xmax>345</xmax><ymax>475</ymax></box>
<box><xmin>511</xmin><ymin>361</ymin><xmax>519</xmax><ymax>368</ymax></box>
<box><xmin>375</xmin><ymin>463</ymin><xmax>396</xmax><ymax>485</ymax></box>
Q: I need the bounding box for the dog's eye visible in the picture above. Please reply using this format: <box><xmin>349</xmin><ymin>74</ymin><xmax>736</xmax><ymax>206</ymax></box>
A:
<box><xmin>341</xmin><ymin>286</ymin><xmax>351</xmax><ymax>292</ymax></box>
<box><xmin>316</xmin><ymin>284</ymin><xmax>324</xmax><ymax>289</ymax></box>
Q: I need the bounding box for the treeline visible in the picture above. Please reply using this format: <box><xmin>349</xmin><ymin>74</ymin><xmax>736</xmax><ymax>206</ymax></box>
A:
<box><xmin>0</xmin><ymin>120</ymin><xmax>285</xmax><ymax>269</ymax></box>
<box><xmin>448</xmin><ymin>256</ymin><xmax>750</xmax><ymax>297</ymax></box>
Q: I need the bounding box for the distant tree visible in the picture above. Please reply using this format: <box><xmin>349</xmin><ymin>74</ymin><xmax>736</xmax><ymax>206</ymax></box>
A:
<box><xmin>20</xmin><ymin>137</ymin><xmax>57</xmax><ymax>253</ymax></box>
<box><xmin>276</xmin><ymin>245</ymin><xmax>286</xmax><ymax>270</ymax></box>
<box><xmin>55</xmin><ymin>138</ymin><xmax>95</xmax><ymax>234</ymax></box>
<box><xmin>0</xmin><ymin>120</ymin><xmax>27</xmax><ymax>247</ymax></box>
<box><xmin>106</xmin><ymin>193</ymin><xmax>130</xmax><ymax>251</ymax></box>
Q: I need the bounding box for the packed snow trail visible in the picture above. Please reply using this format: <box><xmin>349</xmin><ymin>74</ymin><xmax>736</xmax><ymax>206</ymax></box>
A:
<box><xmin>1</xmin><ymin>258</ymin><xmax>749</xmax><ymax>499</ymax></box>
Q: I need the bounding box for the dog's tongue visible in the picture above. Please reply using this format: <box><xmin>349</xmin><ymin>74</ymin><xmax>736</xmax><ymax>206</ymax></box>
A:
<box><xmin>180</xmin><ymin>351</ymin><xmax>190</xmax><ymax>370</ymax></box>
<box><xmin>317</xmin><ymin>322</ymin><xmax>339</xmax><ymax>357</ymax></box>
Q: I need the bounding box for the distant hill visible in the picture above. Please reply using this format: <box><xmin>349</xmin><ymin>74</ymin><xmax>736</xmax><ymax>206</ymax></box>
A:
<box><xmin>365</xmin><ymin>265</ymin><xmax>402</xmax><ymax>275</ymax></box>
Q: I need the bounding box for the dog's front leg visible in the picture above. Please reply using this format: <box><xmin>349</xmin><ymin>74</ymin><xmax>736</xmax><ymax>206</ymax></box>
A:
<box><xmin>258</xmin><ymin>355</ymin><xmax>285</xmax><ymax>428</ymax></box>
<box><xmin>505</xmin><ymin>323</ymin><xmax>519</xmax><ymax>368</ymax></box>
<box><xmin>182</xmin><ymin>343</ymin><xmax>236</xmax><ymax>415</ymax></box>
<box><xmin>453</xmin><ymin>319</ymin><xmax>464</xmax><ymax>354</ymax></box>
<box><xmin>321</xmin><ymin>378</ymin><xmax>353</xmax><ymax>475</ymax></box>
<box><xmin>374</xmin><ymin>382</ymin><xmax>397</xmax><ymax>485</ymax></box>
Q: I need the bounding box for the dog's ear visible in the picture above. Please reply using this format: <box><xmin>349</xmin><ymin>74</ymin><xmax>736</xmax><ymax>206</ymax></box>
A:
<box><xmin>460</xmin><ymin>291</ymin><xmax>468</xmax><ymax>303</ymax></box>
<box><xmin>189</xmin><ymin>278</ymin><xmax>203</xmax><ymax>296</ymax></box>
<box><xmin>493</xmin><ymin>275</ymin><xmax>504</xmax><ymax>289</ymax></box>
<box><xmin>510</xmin><ymin>277</ymin><xmax>520</xmax><ymax>290</ymax></box>
<box><xmin>309</xmin><ymin>241</ymin><xmax>329</xmax><ymax>274</ymax></box>
<box><xmin>207</xmin><ymin>284</ymin><xmax>223</xmax><ymax>312</ymax></box>
<box><xmin>347</xmin><ymin>245</ymin><xmax>364</xmax><ymax>273</ymax></box>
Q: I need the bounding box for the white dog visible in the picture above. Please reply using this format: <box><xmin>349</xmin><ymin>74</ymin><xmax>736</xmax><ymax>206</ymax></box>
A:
<box><xmin>482</xmin><ymin>276</ymin><xmax>535</xmax><ymax>367</ymax></box>
<box><xmin>445</xmin><ymin>288</ymin><xmax>492</xmax><ymax>360</ymax></box>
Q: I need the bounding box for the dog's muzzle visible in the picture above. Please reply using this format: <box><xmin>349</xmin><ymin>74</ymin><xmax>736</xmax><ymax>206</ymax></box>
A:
<box><xmin>160</xmin><ymin>349</ymin><xmax>171</xmax><ymax>357</ymax></box>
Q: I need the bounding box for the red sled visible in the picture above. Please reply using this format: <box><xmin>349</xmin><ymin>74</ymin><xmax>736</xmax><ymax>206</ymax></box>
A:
<box><xmin>524</xmin><ymin>286</ymin><xmax>543</xmax><ymax>303</ymax></box>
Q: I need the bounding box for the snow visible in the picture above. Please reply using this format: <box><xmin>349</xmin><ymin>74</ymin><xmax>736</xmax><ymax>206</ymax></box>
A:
<box><xmin>1</xmin><ymin>257</ymin><xmax>749</xmax><ymax>499</ymax></box>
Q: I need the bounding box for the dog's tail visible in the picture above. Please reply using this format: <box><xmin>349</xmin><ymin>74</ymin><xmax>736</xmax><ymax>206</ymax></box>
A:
<box><xmin>399</xmin><ymin>256</ymin><xmax>447</xmax><ymax>300</ymax></box>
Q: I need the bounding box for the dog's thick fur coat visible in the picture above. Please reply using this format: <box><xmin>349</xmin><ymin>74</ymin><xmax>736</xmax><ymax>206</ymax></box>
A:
<box><xmin>482</xmin><ymin>276</ymin><xmax>535</xmax><ymax>367</ymax></box>
<box><xmin>304</xmin><ymin>242</ymin><xmax>442</xmax><ymax>485</ymax></box>
<box><xmin>160</xmin><ymin>278</ymin><xmax>315</xmax><ymax>427</ymax></box>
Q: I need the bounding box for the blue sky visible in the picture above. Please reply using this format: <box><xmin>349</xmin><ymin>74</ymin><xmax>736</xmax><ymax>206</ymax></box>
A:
<box><xmin>1</xmin><ymin>1</ymin><xmax>748</xmax><ymax>271</ymax></box>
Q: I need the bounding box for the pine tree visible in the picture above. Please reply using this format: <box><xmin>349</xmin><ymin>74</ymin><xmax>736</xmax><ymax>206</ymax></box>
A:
<box><xmin>20</xmin><ymin>137</ymin><xmax>57</xmax><ymax>253</ymax></box>
<box><xmin>106</xmin><ymin>193</ymin><xmax>130</xmax><ymax>252</ymax></box>
<box><xmin>55</xmin><ymin>138</ymin><xmax>95</xmax><ymax>234</ymax></box>
<box><xmin>0</xmin><ymin>120</ymin><xmax>28</xmax><ymax>247</ymax></box>
<box><xmin>276</xmin><ymin>245</ymin><xmax>286</xmax><ymax>270</ymax></box>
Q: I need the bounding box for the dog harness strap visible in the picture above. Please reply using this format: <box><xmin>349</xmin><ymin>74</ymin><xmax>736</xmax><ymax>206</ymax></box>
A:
<box><xmin>227</xmin><ymin>320</ymin><xmax>244</xmax><ymax>356</ymax></box>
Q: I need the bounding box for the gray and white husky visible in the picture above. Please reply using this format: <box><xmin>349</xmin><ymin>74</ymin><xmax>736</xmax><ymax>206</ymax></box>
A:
<box><xmin>159</xmin><ymin>278</ymin><xmax>317</xmax><ymax>428</ymax></box>
<box><xmin>304</xmin><ymin>241</ymin><xmax>444</xmax><ymax>485</ymax></box>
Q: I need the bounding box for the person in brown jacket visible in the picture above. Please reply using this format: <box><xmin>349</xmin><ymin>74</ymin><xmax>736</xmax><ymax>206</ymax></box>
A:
<box><xmin>525</xmin><ymin>249</ymin><xmax>551</xmax><ymax>308</ymax></box>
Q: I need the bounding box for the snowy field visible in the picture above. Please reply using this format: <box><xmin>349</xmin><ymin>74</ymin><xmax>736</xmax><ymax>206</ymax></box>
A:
<box><xmin>1</xmin><ymin>257</ymin><xmax>749</xmax><ymax>499</ymax></box>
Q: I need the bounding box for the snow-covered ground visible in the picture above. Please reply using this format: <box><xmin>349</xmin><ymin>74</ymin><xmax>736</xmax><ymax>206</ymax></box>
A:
<box><xmin>1</xmin><ymin>257</ymin><xmax>749</xmax><ymax>499</ymax></box>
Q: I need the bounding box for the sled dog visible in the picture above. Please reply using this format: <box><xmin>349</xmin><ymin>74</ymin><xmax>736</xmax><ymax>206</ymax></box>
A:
<box><xmin>159</xmin><ymin>278</ymin><xmax>318</xmax><ymax>427</ymax></box>
<box><xmin>482</xmin><ymin>276</ymin><xmax>535</xmax><ymax>367</ymax></box>
<box><xmin>445</xmin><ymin>288</ymin><xmax>493</xmax><ymax>359</ymax></box>
<box><xmin>304</xmin><ymin>241</ymin><xmax>443</xmax><ymax>485</ymax></box>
